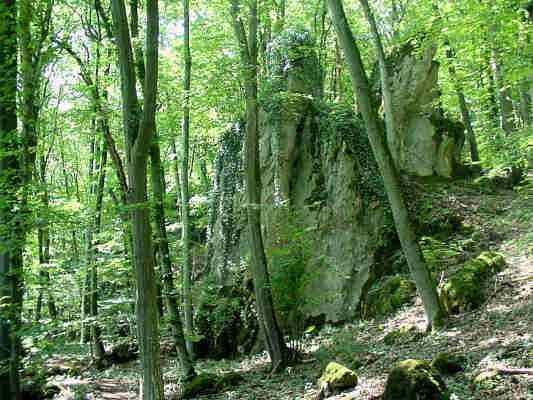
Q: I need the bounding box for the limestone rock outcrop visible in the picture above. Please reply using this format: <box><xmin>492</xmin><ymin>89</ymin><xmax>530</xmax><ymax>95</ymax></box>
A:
<box><xmin>205</xmin><ymin>31</ymin><xmax>464</xmax><ymax>324</ymax></box>
<box><xmin>385</xmin><ymin>42</ymin><xmax>465</xmax><ymax>178</ymax></box>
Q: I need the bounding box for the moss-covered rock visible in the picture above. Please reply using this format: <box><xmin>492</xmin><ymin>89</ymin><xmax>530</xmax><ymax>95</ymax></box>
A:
<box><xmin>383</xmin><ymin>324</ymin><xmax>424</xmax><ymax>345</ymax></box>
<box><xmin>364</xmin><ymin>276</ymin><xmax>416</xmax><ymax>318</ymax></box>
<box><xmin>318</xmin><ymin>362</ymin><xmax>358</xmax><ymax>392</ymax></box>
<box><xmin>181</xmin><ymin>372</ymin><xmax>244</xmax><ymax>399</ymax></box>
<box><xmin>473</xmin><ymin>369</ymin><xmax>499</xmax><ymax>385</ymax></box>
<box><xmin>383</xmin><ymin>359</ymin><xmax>449</xmax><ymax>400</ymax></box>
<box><xmin>431</xmin><ymin>352</ymin><xmax>467</xmax><ymax>375</ymax></box>
<box><xmin>441</xmin><ymin>252</ymin><xmax>506</xmax><ymax>314</ymax></box>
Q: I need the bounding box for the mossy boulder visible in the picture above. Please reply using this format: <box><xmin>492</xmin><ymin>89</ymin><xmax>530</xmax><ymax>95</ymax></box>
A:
<box><xmin>318</xmin><ymin>362</ymin><xmax>358</xmax><ymax>393</ymax></box>
<box><xmin>431</xmin><ymin>352</ymin><xmax>467</xmax><ymax>375</ymax></box>
<box><xmin>474</xmin><ymin>369</ymin><xmax>499</xmax><ymax>386</ymax></box>
<box><xmin>383</xmin><ymin>359</ymin><xmax>449</xmax><ymax>400</ymax></box>
<box><xmin>441</xmin><ymin>252</ymin><xmax>506</xmax><ymax>313</ymax></box>
<box><xmin>364</xmin><ymin>276</ymin><xmax>416</xmax><ymax>318</ymax></box>
<box><xmin>383</xmin><ymin>324</ymin><xmax>424</xmax><ymax>345</ymax></box>
<box><xmin>181</xmin><ymin>372</ymin><xmax>244</xmax><ymax>399</ymax></box>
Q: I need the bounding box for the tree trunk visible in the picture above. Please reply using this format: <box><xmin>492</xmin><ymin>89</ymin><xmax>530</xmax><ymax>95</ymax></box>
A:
<box><xmin>0</xmin><ymin>0</ymin><xmax>22</xmax><ymax>398</ymax></box>
<box><xmin>36</xmin><ymin>165</ymin><xmax>57</xmax><ymax>320</ymax></box>
<box><xmin>181</xmin><ymin>0</ymin><xmax>194</xmax><ymax>359</ymax></box>
<box><xmin>332</xmin><ymin>0</ymin><xmax>445</xmax><ymax>329</ymax></box>
<box><xmin>149</xmin><ymin>135</ymin><xmax>195</xmax><ymax>379</ymax></box>
<box><xmin>444</xmin><ymin>48</ymin><xmax>479</xmax><ymax>162</ymax></box>
<box><xmin>89</xmin><ymin>138</ymin><xmax>108</xmax><ymax>362</ymax></box>
<box><xmin>519</xmin><ymin>80</ymin><xmax>531</xmax><ymax>126</ymax></box>
<box><xmin>111</xmin><ymin>0</ymin><xmax>163</xmax><ymax>397</ymax></box>
<box><xmin>230</xmin><ymin>0</ymin><xmax>288</xmax><ymax>370</ymax></box>
<box><xmin>489</xmin><ymin>44</ymin><xmax>514</xmax><ymax>133</ymax></box>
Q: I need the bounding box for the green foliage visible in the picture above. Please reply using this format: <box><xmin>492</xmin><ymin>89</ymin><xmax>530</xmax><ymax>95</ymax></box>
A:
<box><xmin>318</xmin><ymin>103</ymin><xmax>388</xmax><ymax>210</ymax></box>
<box><xmin>266</xmin><ymin>205</ymin><xmax>319</xmax><ymax>339</ymax></box>
<box><xmin>315</xmin><ymin>326</ymin><xmax>367</xmax><ymax>371</ymax></box>
<box><xmin>194</xmin><ymin>278</ymin><xmax>257</xmax><ymax>360</ymax></box>
<box><xmin>478</xmin><ymin>127</ymin><xmax>532</xmax><ymax>171</ymax></box>
<box><xmin>362</xmin><ymin>275</ymin><xmax>416</xmax><ymax>318</ymax></box>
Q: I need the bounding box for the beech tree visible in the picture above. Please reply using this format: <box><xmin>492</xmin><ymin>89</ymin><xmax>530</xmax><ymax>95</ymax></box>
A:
<box><xmin>110</xmin><ymin>0</ymin><xmax>164</xmax><ymax>397</ymax></box>
<box><xmin>230</xmin><ymin>0</ymin><xmax>289</xmax><ymax>369</ymax></box>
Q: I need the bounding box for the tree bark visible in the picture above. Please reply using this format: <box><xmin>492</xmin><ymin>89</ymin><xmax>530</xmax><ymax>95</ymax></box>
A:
<box><xmin>230</xmin><ymin>0</ymin><xmax>288</xmax><ymax>369</ymax></box>
<box><xmin>180</xmin><ymin>0</ymin><xmax>194</xmax><ymax>358</ymax></box>
<box><xmin>111</xmin><ymin>0</ymin><xmax>163</xmax><ymax>397</ymax></box>
<box><xmin>36</xmin><ymin>158</ymin><xmax>57</xmax><ymax>321</ymax></box>
<box><xmin>519</xmin><ymin>80</ymin><xmax>531</xmax><ymax>126</ymax></box>
<box><xmin>88</xmin><ymin>138</ymin><xmax>108</xmax><ymax>362</ymax></box>
<box><xmin>149</xmin><ymin>136</ymin><xmax>195</xmax><ymax>378</ymax></box>
<box><xmin>0</xmin><ymin>0</ymin><xmax>22</xmax><ymax>398</ymax></box>
<box><xmin>331</xmin><ymin>0</ymin><xmax>445</xmax><ymax>329</ymax></box>
<box><xmin>445</xmin><ymin>48</ymin><xmax>479</xmax><ymax>162</ymax></box>
<box><xmin>489</xmin><ymin>29</ymin><xmax>515</xmax><ymax>134</ymax></box>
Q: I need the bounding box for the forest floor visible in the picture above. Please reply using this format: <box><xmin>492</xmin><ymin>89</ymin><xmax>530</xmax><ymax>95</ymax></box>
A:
<box><xmin>48</xmin><ymin>175</ymin><xmax>532</xmax><ymax>400</ymax></box>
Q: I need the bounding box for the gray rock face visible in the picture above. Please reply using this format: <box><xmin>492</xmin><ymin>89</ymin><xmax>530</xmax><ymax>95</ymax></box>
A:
<box><xmin>207</xmin><ymin>31</ymin><xmax>390</xmax><ymax>322</ymax></box>
<box><xmin>387</xmin><ymin>43</ymin><xmax>464</xmax><ymax>178</ymax></box>
<box><xmin>206</xmin><ymin>33</ymin><xmax>463</xmax><ymax>323</ymax></box>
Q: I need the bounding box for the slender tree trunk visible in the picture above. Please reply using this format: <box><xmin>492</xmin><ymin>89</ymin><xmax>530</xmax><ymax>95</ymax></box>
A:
<box><xmin>519</xmin><ymin>80</ymin><xmax>531</xmax><ymax>126</ymax></box>
<box><xmin>199</xmin><ymin>158</ymin><xmax>210</xmax><ymax>193</ymax></box>
<box><xmin>0</xmin><ymin>1</ymin><xmax>22</xmax><ymax>398</ymax></box>
<box><xmin>89</xmin><ymin>139</ymin><xmax>108</xmax><ymax>362</ymax></box>
<box><xmin>111</xmin><ymin>0</ymin><xmax>163</xmax><ymax>397</ymax></box>
<box><xmin>230</xmin><ymin>0</ymin><xmax>288</xmax><ymax>370</ymax></box>
<box><xmin>489</xmin><ymin>39</ymin><xmax>514</xmax><ymax>133</ymax></box>
<box><xmin>149</xmin><ymin>136</ymin><xmax>195</xmax><ymax>379</ymax></box>
<box><xmin>36</xmin><ymin>162</ymin><xmax>57</xmax><ymax>320</ymax></box>
<box><xmin>171</xmin><ymin>138</ymin><xmax>182</xmax><ymax>221</ymax></box>
<box><xmin>180</xmin><ymin>0</ymin><xmax>194</xmax><ymax>358</ymax></box>
<box><xmin>331</xmin><ymin>0</ymin><xmax>445</xmax><ymax>329</ymax></box>
<box><xmin>444</xmin><ymin>49</ymin><xmax>479</xmax><ymax>162</ymax></box>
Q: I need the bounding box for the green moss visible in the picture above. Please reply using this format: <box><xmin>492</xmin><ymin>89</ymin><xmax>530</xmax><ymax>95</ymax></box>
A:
<box><xmin>181</xmin><ymin>372</ymin><xmax>244</xmax><ymax>399</ymax></box>
<box><xmin>474</xmin><ymin>369</ymin><xmax>499</xmax><ymax>385</ymax></box>
<box><xmin>383</xmin><ymin>359</ymin><xmax>449</xmax><ymax>400</ymax></box>
<box><xmin>383</xmin><ymin>324</ymin><xmax>424</xmax><ymax>345</ymax></box>
<box><xmin>441</xmin><ymin>252</ymin><xmax>506</xmax><ymax>314</ymax></box>
<box><xmin>319</xmin><ymin>362</ymin><xmax>358</xmax><ymax>391</ymax></box>
<box><xmin>364</xmin><ymin>276</ymin><xmax>416</xmax><ymax>318</ymax></box>
<box><xmin>431</xmin><ymin>352</ymin><xmax>467</xmax><ymax>375</ymax></box>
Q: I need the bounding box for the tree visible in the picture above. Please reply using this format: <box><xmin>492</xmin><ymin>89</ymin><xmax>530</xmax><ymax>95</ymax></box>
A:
<box><xmin>229</xmin><ymin>0</ymin><xmax>288</xmax><ymax>369</ymax></box>
<box><xmin>181</xmin><ymin>0</ymin><xmax>194</xmax><ymax>358</ymax></box>
<box><xmin>329</xmin><ymin>0</ymin><xmax>445</xmax><ymax>329</ymax></box>
<box><xmin>110</xmin><ymin>0</ymin><xmax>164</xmax><ymax>398</ymax></box>
<box><xmin>0</xmin><ymin>0</ymin><xmax>22</xmax><ymax>398</ymax></box>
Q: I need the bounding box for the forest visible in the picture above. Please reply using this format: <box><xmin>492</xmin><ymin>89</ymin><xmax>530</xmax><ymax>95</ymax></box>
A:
<box><xmin>0</xmin><ymin>0</ymin><xmax>532</xmax><ymax>399</ymax></box>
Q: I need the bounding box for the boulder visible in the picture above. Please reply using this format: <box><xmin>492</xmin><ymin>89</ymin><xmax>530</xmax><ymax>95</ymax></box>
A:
<box><xmin>181</xmin><ymin>372</ymin><xmax>243</xmax><ymax>399</ymax></box>
<box><xmin>383</xmin><ymin>324</ymin><xmax>424</xmax><ymax>345</ymax></box>
<box><xmin>431</xmin><ymin>352</ymin><xmax>467</xmax><ymax>375</ymax></box>
<box><xmin>441</xmin><ymin>252</ymin><xmax>506</xmax><ymax>313</ymax></box>
<box><xmin>383</xmin><ymin>359</ymin><xmax>449</xmax><ymax>400</ymax></box>
<box><xmin>318</xmin><ymin>362</ymin><xmax>358</xmax><ymax>394</ymax></box>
